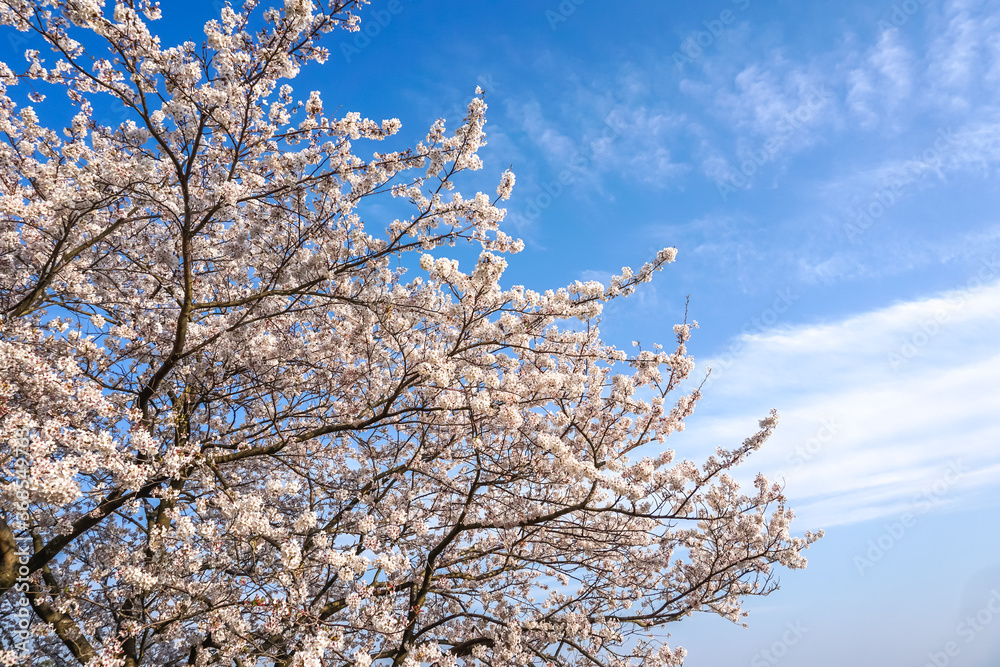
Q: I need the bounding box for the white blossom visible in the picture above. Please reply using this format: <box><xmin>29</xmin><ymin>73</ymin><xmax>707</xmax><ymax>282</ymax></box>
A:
<box><xmin>0</xmin><ymin>3</ymin><xmax>819</xmax><ymax>666</ymax></box>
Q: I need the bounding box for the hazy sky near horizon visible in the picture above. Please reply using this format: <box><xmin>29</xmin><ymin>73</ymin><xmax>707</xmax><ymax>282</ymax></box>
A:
<box><xmin>13</xmin><ymin>0</ymin><xmax>1000</xmax><ymax>664</ymax></box>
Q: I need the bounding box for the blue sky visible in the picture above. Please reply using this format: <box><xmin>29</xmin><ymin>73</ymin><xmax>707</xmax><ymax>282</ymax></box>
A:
<box><xmin>313</xmin><ymin>1</ymin><xmax>1000</xmax><ymax>664</ymax></box>
<box><xmin>18</xmin><ymin>0</ymin><xmax>1000</xmax><ymax>664</ymax></box>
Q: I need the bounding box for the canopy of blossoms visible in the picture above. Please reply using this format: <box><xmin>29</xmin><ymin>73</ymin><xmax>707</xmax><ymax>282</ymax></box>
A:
<box><xmin>0</xmin><ymin>1</ymin><xmax>820</xmax><ymax>665</ymax></box>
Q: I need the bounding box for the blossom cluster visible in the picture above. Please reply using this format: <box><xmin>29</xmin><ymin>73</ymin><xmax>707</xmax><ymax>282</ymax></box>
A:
<box><xmin>0</xmin><ymin>2</ymin><xmax>819</xmax><ymax>666</ymax></box>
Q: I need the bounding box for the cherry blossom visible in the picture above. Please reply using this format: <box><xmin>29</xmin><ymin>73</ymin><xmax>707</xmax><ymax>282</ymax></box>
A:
<box><xmin>0</xmin><ymin>2</ymin><xmax>821</xmax><ymax>666</ymax></box>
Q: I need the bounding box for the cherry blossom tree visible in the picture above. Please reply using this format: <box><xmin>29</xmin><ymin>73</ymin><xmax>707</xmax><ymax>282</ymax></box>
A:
<box><xmin>0</xmin><ymin>1</ymin><xmax>821</xmax><ymax>665</ymax></box>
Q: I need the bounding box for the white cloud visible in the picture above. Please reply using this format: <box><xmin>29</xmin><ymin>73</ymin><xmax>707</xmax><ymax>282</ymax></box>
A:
<box><xmin>847</xmin><ymin>29</ymin><xmax>914</xmax><ymax>129</ymax></box>
<box><xmin>605</xmin><ymin>105</ymin><xmax>690</xmax><ymax>185</ymax></box>
<box><xmin>926</xmin><ymin>2</ymin><xmax>982</xmax><ymax>107</ymax></box>
<box><xmin>513</xmin><ymin>99</ymin><xmax>579</xmax><ymax>167</ymax></box>
<box><xmin>678</xmin><ymin>53</ymin><xmax>834</xmax><ymax>189</ymax></box>
<box><xmin>813</xmin><ymin>114</ymin><xmax>1000</xmax><ymax>207</ymax></box>
<box><xmin>808</xmin><ymin>117</ymin><xmax>1000</xmax><ymax>281</ymax></box>
<box><xmin>684</xmin><ymin>54</ymin><xmax>833</xmax><ymax>136</ymax></box>
<box><xmin>675</xmin><ymin>275</ymin><xmax>1000</xmax><ymax>530</ymax></box>
<box><xmin>505</xmin><ymin>81</ymin><xmax>691</xmax><ymax>196</ymax></box>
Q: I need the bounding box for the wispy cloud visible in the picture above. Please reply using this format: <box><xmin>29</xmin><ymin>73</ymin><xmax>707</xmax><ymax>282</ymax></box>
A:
<box><xmin>676</xmin><ymin>276</ymin><xmax>1000</xmax><ymax>530</ymax></box>
<box><xmin>677</xmin><ymin>50</ymin><xmax>836</xmax><ymax>193</ymax></box>
<box><xmin>925</xmin><ymin>1</ymin><xmax>987</xmax><ymax>106</ymax></box>
<box><xmin>846</xmin><ymin>29</ymin><xmax>915</xmax><ymax>129</ymax></box>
